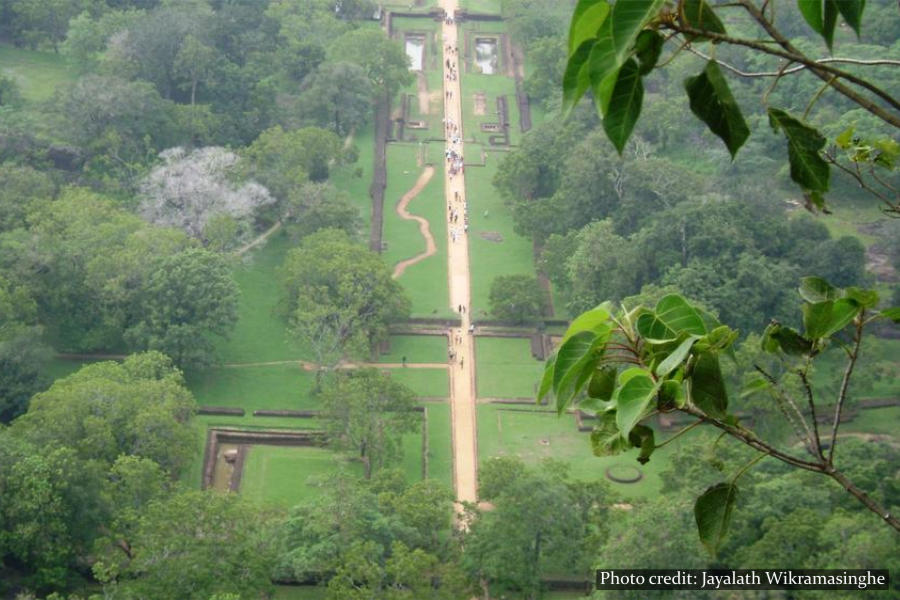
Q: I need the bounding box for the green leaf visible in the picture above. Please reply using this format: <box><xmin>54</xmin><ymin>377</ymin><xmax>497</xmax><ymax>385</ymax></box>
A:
<box><xmin>844</xmin><ymin>287</ymin><xmax>878</xmax><ymax>309</ymax></box>
<box><xmin>591</xmin><ymin>410</ymin><xmax>631</xmax><ymax>457</ymax></box>
<box><xmin>823</xmin><ymin>0</ymin><xmax>838</xmax><ymax>50</ymax></box>
<box><xmin>688</xmin><ymin>352</ymin><xmax>728</xmax><ymax>418</ymax></box>
<box><xmin>634</xmin><ymin>30</ymin><xmax>664</xmax><ymax>75</ymax></box>
<box><xmin>562</xmin><ymin>302</ymin><xmax>612</xmax><ymax>343</ymax></box>
<box><xmin>602</xmin><ymin>59</ymin><xmax>644</xmax><ymax>154</ymax></box>
<box><xmin>614</xmin><ymin>371</ymin><xmax>659</xmax><ymax>438</ymax></box>
<box><xmin>681</xmin><ymin>0</ymin><xmax>727</xmax><ymax>36</ymax></box>
<box><xmin>684</xmin><ymin>61</ymin><xmax>750</xmax><ymax>159</ymax></box>
<box><xmin>879</xmin><ymin>307</ymin><xmax>900</xmax><ymax>323</ymax></box>
<box><xmin>562</xmin><ymin>40</ymin><xmax>597</xmax><ymax>115</ymax></box>
<box><xmin>587</xmin><ymin>365</ymin><xmax>617</xmax><ymax>401</ymax></box>
<box><xmin>762</xmin><ymin>323</ymin><xmax>814</xmax><ymax>356</ymax></box>
<box><xmin>537</xmin><ymin>354</ymin><xmax>556</xmax><ymax>403</ymax></box>
<box><xmin>835</xmin><ymin>0</ymin><xmax>865</xmax><ymax>37</ymax></box>
<box><xmin>553</xmin><ymin>331</ymin><xmax>608</xmax><ymax>413</ymax></box>
<box><xmin>768</xmin><ymin>108</ymin><xmax>830</xmax><ymax>198</ymax></box>
<box><xmin>659</xmin><ymin>379</ymin><xmax>686</xmax><ymax>409</ymax></box>
<box><xmin>835</xmin><ymin>126</ymin><xmax>855</xmax><ymax>149</ymax></box>
<box><xmin>628</xmin><ymin>424</ymin><xmax>655</xmax><ymax>464</ymax></box>
<box><xmin>568</xmin><ymin>0</ymin><xmax>611</xmax><ymax>55</ymax></box>
<box><xmin>802</xmin><ymin>299</ymin><xmax>860</xmax><ymax>339</ymax></box>
<box><xmin>610</xmin><ymin>0</ymin><xmax>666</xmax><ymax>57</ymax></box>
<box><xmin>637</xmin><ymin>294</ymin><xmax>708</xmax><ymax>342</ymax></box>
<box><xmin>798</xmin><ymin>276</ymin><xmax>841</xmax><ymax>303</ymax></box>
<box><xmin>695</xmin><ymin>482</ymin><xmax>739</xmax><ymax>557</ymax></box>
<box><xmin>739</xmin><ymin>376</ymin><xmax>771</xmax><ymax>398</ymax></box>
<box><xmin>587</xmin><ymin>20</ymin><xmax>619</xmax><ymax>115</ymax></box>
<box><xmin>798</xmin><ymin>0</ymin><xmax>824</xmax><ymax>36</ymax></box>
<box><xmin>655</xmin><ymin>335</ymin><xmax>701</xmax><ymax>378</ymax></box>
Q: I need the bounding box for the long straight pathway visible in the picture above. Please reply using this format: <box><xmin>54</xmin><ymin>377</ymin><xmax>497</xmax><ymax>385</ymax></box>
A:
<box><xmin>439</xmin><ymin>0</ymin><xmax>478</xmax><ymax>507</ymax></box>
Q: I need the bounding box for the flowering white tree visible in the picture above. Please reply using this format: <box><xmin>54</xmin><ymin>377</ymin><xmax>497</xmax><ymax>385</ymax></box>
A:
<box><xmin>138</xmin><ymin>147</ymin><xmax>274</xmax><ymax>242</ymax></box>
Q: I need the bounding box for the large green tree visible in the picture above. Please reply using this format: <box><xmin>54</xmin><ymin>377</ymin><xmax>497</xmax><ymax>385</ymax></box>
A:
<box><xmin>318</xmin><ymin>368</ymin><xmax>419</xmax><ymax>479</ymax></box>
<box><xmin>280</xmin><ymin>229</ymin><xmax>410</xmax><ymax>366</ymax></box>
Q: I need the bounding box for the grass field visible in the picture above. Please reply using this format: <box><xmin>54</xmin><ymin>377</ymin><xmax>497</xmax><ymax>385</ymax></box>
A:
<box><xmin>273</xmin><ymin>586</ymin><xmax>327</xmax><ymax>600</ymax></box>
<box><xmin>0</xmin><ymin>44</ymin><xmax>77</xmax><ymax>103</ymax></box>
<box><xmin>241</xmin><ymin>445</ymin><xmax>360</xmax><ymax>507</ymax></box>
<box><xmin>383</xmin><ymin>143</ymin><xmax>450</xmax><ymax>316</ymax></box>
<box><xmin>376</xmin><ymin>334</ymin><xmax>449</xmax><ymax>364</ymax></box>
<box><xmin>215</xmin><ymin>234</ymin><xmax>312</xmax><ymax>364</ymax></box>
<box><xmin>843</xmin><ymin>405</ymin><xmax>900</xmax><ymax>435</ymax></box>
<box><xmin>186</xmin><ymin>364</ymin><xmax>317</xmax><ymax>411</ymax></box>
<box><xmin>330</xmin><ymin>121</ymin><xmax>376</xmax><ymax>233</ymax></box>
<box><xmin>476</xmin><ymin>404</ymin><xmax>668</xmax><ymax>499</ymax></box>
<box><xmin>386</xmin><ymin>366</ymin><xmax>450</xmax><ymax>397</ymax></box>
<box><xmin>475</xmin><ymin>337</ymin><xmax>544</xmax><ymax>398</ymax></box>
<box><xmin>425</xmin><ymin>403</ymin><xmax>453</xmax><ymax>487</ymax></box>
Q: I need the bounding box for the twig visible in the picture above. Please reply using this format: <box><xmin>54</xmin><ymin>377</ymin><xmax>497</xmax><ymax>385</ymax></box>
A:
<box><xmin>753</xmin><ymin>365</ymin><xmax>817</xmax><ymax>455</ymax></box>
<box><xmin>797</xmin><ymin>366</ymin><xmax>824</xmax><ymax>459</ymax></box>
<box><xmin>655</xmin><ymin>420</ymin><xmax>702</xmax><ymax>448</ymax></box>
<box><xmin>682</xmin><ymin>46</ymin><xmax>900</xmax><ymax>78</ymax></box>
<box><xmin>828</xmin><ymin>315</ymin><xmax>864</xmax><ymax>464</ymax></box>
<box><xmin>803</xmin><ymin>75</ymin><xmax>837</xmax><ymax>120</ymax></box>
<box><xmin>730</xmin><ymin>452</ymin><xmax>767</xmax><ymax>483</ymax></box>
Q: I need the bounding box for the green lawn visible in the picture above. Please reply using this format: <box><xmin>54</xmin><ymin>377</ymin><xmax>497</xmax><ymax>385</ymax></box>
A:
<box><xmin>186</xmin><ymin>364</ymin><xmax>317</xmax><ymax>411</ymax></box>
<box><xmin>425</xmin><ymin>403</ymin><xmax>453</xmax><ymax>487</ymax></box>
<box><xmin>385</xmin><ymin>367</ymin><xmax>450</xmax><ymax>397</ymax></box>
<box><xmin>215</xmin><ymin>234</ymin><xmax>313</xmax><ymax>364</ymax></box>
<box><xmin>383</xmin><ymin>143</ymin><xmax>450</xmax><ymax>316</ymax></box>
<box><xmin>241</xmin><ymin>445</ymin><xmax>360</xmax><ymax>507</ymax></box>
<box><xmin>375</xmin><ymin>334</ymin><xmax>449</xmax><ymax>364</ymax></box>
<box><xmin>0</xmin><ymin>44</ymin><xmax>78</xmax><ymax>102</ymax></box>
<box><xmin>843</xmin><ymin>405</ymin><xmax>900</xmax><ymax>435</ymax></box>
<box><xmin>464</xmin><ymin>158</ymin><xmax>537</xmax><ymax>317</ymax></box>
<box><xmin>475</xmin><ymin>337</ymin><xmax>543</xmax><ymax>398</ymax></box>
<box><xmin>476</xmin><ymin>404</ymin><xmax>668</xmax><ymax>499</ymax></box>
<box><xmin>458</xmin><ymin>0</ymin><xmax>502</xmax><ymax>13</ymax></box>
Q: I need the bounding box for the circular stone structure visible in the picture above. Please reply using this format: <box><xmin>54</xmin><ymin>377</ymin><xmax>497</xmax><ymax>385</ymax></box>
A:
<box><xmin>605</xmin><ymin>464</ymin><xmax>644</xmax><ymax>484</ymax></box>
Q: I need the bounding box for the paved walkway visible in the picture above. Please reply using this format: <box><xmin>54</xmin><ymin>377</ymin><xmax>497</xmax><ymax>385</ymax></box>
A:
<box><xmin>440</xmin><ymin>0</ymin><xmax>478</xmax><ymax>507</ymax></box>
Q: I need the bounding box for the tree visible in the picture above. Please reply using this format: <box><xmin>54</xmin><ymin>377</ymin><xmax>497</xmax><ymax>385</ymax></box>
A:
<box><xmin>0</xmin><ymin>164</ymin><xmax>55</xmax><ymax>233</ymax></box>
<box><xmin>243</xmin><ymin>126</ymin><xmax>343</xmax><ymax>201</ymax></box>
<box><xmin>15</xmin><ymin>352</ymin><xmax>195</xmax><ymax>476</ymax></box>
<box><xmin>488</xmin><ymin>274</ymin><xmax>548</xmax><ymax>324</ymax></box>
<box><xmin>462</xmin><ymin>458</ymin><xmax>608</xmax><ymax>599</ymax></box>
<box><xmin>93</xmin><ymin>490</ymin><xmax>276</xmax><ymax>600</ymax></box>
<box><xmin>61</xmin><ymin>8</ymin><xmax>144</xmax><ymax>67</ymax></box>
<box><xmin>561</xmin><ymin>0</ymin><xmax>900</xmax><ymax>214</ymax></box>
<box><xmin>123</xmin><ymin>248</ymin><xmax>239</xmax><ymax>367</ymax></box>
<box><xmin>328</xmin><ymin>28</ymin><xmax>413</xmax><ymax>102</ymax></box>
<box><xmin>284</xmin><ymin>181</ymin><xmax>362</xmax><ymax>241</ymax></box>
<box><xmin>280</xmin><ymin>229</ymin><xmax>410</xmax><ymax>367</ymax></box>
<box><xmin>0</xmin><ymin>274</ymin><xmax>48</xmax><ymax>422</ymax></box>
<box><xmin>8</xmin><ymin>0</ymin><xmax>95</xmax><ymax>51</ymax></box>
<box><xmin>318</xmin><ymin>369</ymin><xmax>419</xmax><ymax>479</ymax></box>
<box><xmin>138</xmin><ymin>146</ymin><xmax>275</xmax><ymax>242</ymax></box>
<box><xmin>299</xmin><ymin>61</ymin><xmax>373</xmax><ymax>136</ymax></box>
<box><xmin>540</xmin><ymin>278</ymin><xmax>900</xmax><ymax>555</ymax></box>
<box><xmin>173</xmin><ymin>34</ymin><xmax>217</xmax><ymax>108</ymax></box>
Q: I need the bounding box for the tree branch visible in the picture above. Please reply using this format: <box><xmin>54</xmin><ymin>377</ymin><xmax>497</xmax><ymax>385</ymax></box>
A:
<box><xmin>828</xmin><ymin>315</ymin><xmax>864</xmax><ymax>464</ymax></box>
<box><xmin>826</xmin><ymin>467</ymin><xmax>900</xmax><ymax>531</ymax></box>
<box><xmin>662</xmin><ymin>22</ymin><xmax>900</xmax><ymax>127</ymax></box>
<box><xmin>683</xmin><ymin>46</ymin><xmax>900</xmax><ymax>78</ymax></box>
<box><xmin>797</xmin><ymin>366</ymin><xmax>824</xmax><ymax>460</ymax></box>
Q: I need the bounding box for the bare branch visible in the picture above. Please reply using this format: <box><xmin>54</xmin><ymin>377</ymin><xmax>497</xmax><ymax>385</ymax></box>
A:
<box><xmin>797</xmin><ymin>366</ymin><xmax>824</xmax><ymax>460</ymax></box>
<box><xmin>683</xmin><ymin>46</ymin><xmax>900</xmax><ymax>78</ymax></box>
<box><xmin>828</xmin><ymin>315</ymin><xmax>864</xmax><ymax>464</ymax></box>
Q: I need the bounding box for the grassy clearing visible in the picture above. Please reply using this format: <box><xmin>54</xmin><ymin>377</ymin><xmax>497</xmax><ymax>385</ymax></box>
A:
<box><xmin>425</xmin><ymin>403</ymin><xmax>453</xmax><ymax>487</ymax></box>
<box><xmin>844</xmin><ymin>406</ymin><xmax>900</xmax><ymax>435</ymax></box>
<box><xmin>458</xmin><ymin>0</ymin><xmax>502</xmax><ymax>13</ymax></box>
<box><xmin>383</xmin><ymin>143</ymin><xmax>450</xmax><ymax>316</ymax></box>
<box><xmin>375</xmin><ymin>334</ymin><xmax>448</xmax><ymax>364</ymax></box>
<box><xmin>241</xmin><ymin>445</ymin><xmax>360</xmax><ymax>507</ymax></box>
<box><xmin>216</xmin><ymin>233</ymin><xmax>313</xmax><ymax>364</ymax></box>
<box><xmin>0</xmin><ymin>44</ymin><xmax>77</xmax><ymax>103</ymax></box>
<box><xmin>464</xmin><ymin>158</ymin><xmax>537</xmax><ymax>316</ymax></box>
<box><xmin>475</xmin><ymin>337</ymin><xmax>543</xmax><ymax>398</ymax></box>
<box><xmin>476</xmin><ymin>404</ymin><xmax>667</xmax><ymax>499</ymax></box>
<box><xmin>385</xmin><ymin>367</ymin><xmax>450</xmax><ymax>397</ymax></box>
<box><xmin>186</xmin><ymin>364</ymin><xmax>317</xmax><ymax>411</ymax></box>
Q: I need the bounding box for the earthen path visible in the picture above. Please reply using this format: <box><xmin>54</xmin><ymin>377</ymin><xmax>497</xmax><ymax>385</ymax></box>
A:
<box><xmin>392</xmin><ymin>165</ymin><xmax>437</xmax><ymax>278</ymax></box>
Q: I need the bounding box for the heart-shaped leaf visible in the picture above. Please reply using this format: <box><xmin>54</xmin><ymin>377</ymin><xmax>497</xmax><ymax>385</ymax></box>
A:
<box><xmin>695</xmin><ymin>482</ymin><xmax>739</xmax><ymax>557</ymax></box>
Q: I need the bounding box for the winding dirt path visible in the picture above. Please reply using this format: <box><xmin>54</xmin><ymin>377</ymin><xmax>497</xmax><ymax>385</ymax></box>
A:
<box><xmin>392</xmin><ymin>165</ymin><xmax>437</xmax><ymax>278</ymax></box>
<box><xmin>234</xmin><ymin>221</ymin><xmax>282</xmax><ymax>256</ymax></box>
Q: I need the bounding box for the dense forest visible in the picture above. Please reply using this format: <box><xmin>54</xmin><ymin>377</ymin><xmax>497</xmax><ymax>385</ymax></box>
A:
<box><xmin>0</xmin><ymin>0</ymin><xmax>897</xmax><ymax>599</ymax></box>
